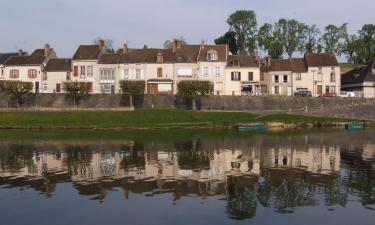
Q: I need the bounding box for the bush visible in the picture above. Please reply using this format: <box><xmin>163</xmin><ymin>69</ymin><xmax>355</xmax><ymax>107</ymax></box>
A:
<box><xmin>119</xmin><ymin>80</ymin><xmax>145</xmax><ymax>108</ymax></box>
<box><xmin>1</xmin><ymin>81</ymin><xmax>33</xmax><ymax>107</ymax></box>
<box><xmin>63</xmin><ymin>81</ymin><xmax>90</xmax><ymax>106</ymax></box>
<box><xmin>177</xmin><ymin>80</ymin><xmax>212</xmax><ymax>111</ymax></box>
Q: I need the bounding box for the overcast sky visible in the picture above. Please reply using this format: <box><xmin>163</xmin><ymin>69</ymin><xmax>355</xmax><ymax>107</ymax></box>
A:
<box><xmin>1</xmin><ymin>0</ymin><xmax>374</xmax><ymax>57</ymax></box>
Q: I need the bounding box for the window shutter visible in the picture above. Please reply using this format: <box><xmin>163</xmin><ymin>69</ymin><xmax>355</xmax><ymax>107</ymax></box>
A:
<box><xmin>239</xmin><ymin>72</ymin><xmax>241</xmax><ymax>80</ymax></box>
<box><xmin>231</xmin><ymin>72</ymin><xmax>234</xmax><ymax>80</ymax></box>
<box><xmin>74</xmin><ymin>66</ymin><xmax>78</xmax><ymax>77</ymax></box>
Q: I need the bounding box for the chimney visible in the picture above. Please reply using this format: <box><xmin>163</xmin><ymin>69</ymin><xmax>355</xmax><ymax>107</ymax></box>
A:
<box><xmin>201</xmin><ymin>40</ymin><xmax>205</xmax><ymax>49</ymax></box>
<box><xmin>265</xmin><ymin>56</ymin><xmax>271</xmax><ymax>67</ymax></box>
<box><xmin>98</xmin><ymin>39</ymin><xmax>105</xmax><ymax>49</ymax></box>
<box><xmin>123</xmin><ymin>43</ymin><xmax>128</xmax><ymax>54</ymax></box>
<box><xmin>18</xmin><ymin>49</ymin><xmax>23</xmax><ymax>56</ymax></box>
<box><xmin>172</xmin><ymin>39</ymin><xmax>178</xmax><ymax>53</ymax></box>
<box><xmin>44</xmin><ymin>44</ymin><xmax>50</xmax><ymax>57</ymax></box>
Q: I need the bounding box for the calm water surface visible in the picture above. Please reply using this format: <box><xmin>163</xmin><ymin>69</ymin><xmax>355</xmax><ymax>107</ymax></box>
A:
<box><xmin>0</xmin><ymin>129</ymin><xmax>374</xmax><ymax>225</ymax></box>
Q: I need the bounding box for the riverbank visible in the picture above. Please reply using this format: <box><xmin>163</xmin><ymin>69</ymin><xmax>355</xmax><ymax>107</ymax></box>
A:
<box><xmin>0</xmin><ymin>109</ymin><xmax>363</xmax><ymax>130</ymax></box>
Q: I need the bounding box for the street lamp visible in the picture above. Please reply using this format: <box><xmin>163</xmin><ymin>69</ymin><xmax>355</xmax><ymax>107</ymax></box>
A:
<box><xmin>311</xmin><ymin>69</ymin><xmax>316</xmax><ymax>97</ymax></box>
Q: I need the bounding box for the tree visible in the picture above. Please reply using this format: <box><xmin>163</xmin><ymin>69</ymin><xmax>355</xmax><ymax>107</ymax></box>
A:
<box><xmin>177</xmin><ymin>80</ymin><xmax>212</xmax><ymax>111</ymax></box>
<box><xmin>322</xmin><ymin>24</ymin><xmax>345</xmax><ymax>55</ymax></box>
<box><xmin>93</xmin><ymin>37</ymin><xmax>114</xmax><ymax>51</ymax></box>
<box><xmin>215</xmin><ymin>31</ymin><xmax>239</xmax><ymax>54</ymax></box>
<box><xmin>163</xmin><ymin>37</ymin><xmax>187</xmax><ymax>49</ymax></box>
<box><xmin>63</xmin><ymin>81</ymin><xmax>89</xmax><ymax>107</ymax></box>
<box><xmin>274</xmin><ymin>19</ymin><xmax>307</xmax><ymax>58</ymax></box>
<box><xmin>359</xmin><ymin>24</ymin><xmax>375</xmax><ymax>61</ymax></box>
<box><xmin>1</xmin><ymin>81</ymin><xmax>33</xmax><ymax>107</ymax></box>
<box><xmin>119</xmin><ymin>80</ymin><xmax>145</xmax><ymax>109</ymax></box>
<box><xmin>227</xmin><ymin>10</ymin><xmax>258</xmax><ymax>55</ymax></box>
<box><xmin>305</xmin><ymin>24</ymin><xmax>321</xmax><ymax>53</ymax></box>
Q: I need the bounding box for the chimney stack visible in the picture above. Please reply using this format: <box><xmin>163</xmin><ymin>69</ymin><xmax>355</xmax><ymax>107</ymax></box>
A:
<box><xmin>172</xmin><ymin>39</ymin><xmax>178</xmax><ymax>53</ymax></box>
<box><xmin>123</xmin><ymin>43</ymin><xmax>128</xmax><ymax>54</ymax></box>
<box><xmin>201</xmin><ymin>40</ymin><xmax>205</xmax><ymax>49</ymax></box>
<box><xmin>44</xmin><ymin>43</ymin><xmax>50</xmax><ymax>57</ymax></box>
<box><xmin>265</xmin><ymin>56</ymin><xmax>271</xmax><ymax>67</ymax></box>
<box><xmin>98</xmin><ymin>39</ymin><xmax>105</xmax><ymax>49</ymax></box>
<box><xmin>18</xmin><ymin>49</ymin><xmax>23</xmax><ymax>56</ymax></box>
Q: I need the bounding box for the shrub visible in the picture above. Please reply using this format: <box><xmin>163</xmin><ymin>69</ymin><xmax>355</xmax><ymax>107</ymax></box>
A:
<box><xmin>177</xmin><ymin>80</ymin><xmax>212</xmax><ymax>111</ymax></box>
<box><xmin>63</xmin><ymin>81</ymin><xmax>90</xmax><ymax>106</ymax></box>
<box><xmin>119</xmin><ymin>80</ymin><xmax>145</xmax><ymax>108</ymax></box>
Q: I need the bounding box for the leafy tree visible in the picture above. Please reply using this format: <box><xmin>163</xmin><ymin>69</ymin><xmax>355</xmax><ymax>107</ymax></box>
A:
<box><xmin>63</xmin><ymin>81</ymin><xmax>89</xmax><ymax>107</ymax></box>
<box><xmin>359</xmin><ymin>24</ymin><xmax>375</xmax><ymax>60</ymax></box>
<box><xmin>274</xmin><ymin>19</ymin><xmax>307</xmax><ymax>58</ymax></box>
<box><xmin>305</xmin><ymin>24</ymin><xmax>321</xmax><ymax>53</ymax></box>
<box><xmin>177</xmin><ymin>80</ymin><xmax>212</xmax><ymax>111</ymax></box>
<box><xmin>1</xmin><ymin>81</ymin><xmax>33</xmax><ymax>107</ymax></box>
<box><xmin>93</xmin><ymin>37</ymin><xmax>114</xmax><ymax>50</ymax></box>
<box><xmin>227</xmin><ymin>10</ymin><xmax>258</xmax><ymax>55</ymax></box>
<box><xmin>258</xmin><ymin>23</ymin><xmax>283</xmax><ymax>59</ymax></box>
<box><xmin>163</xmin><ymin>37</ymin><xmax>187</xmax><ymax>49</ymax></box>
<box><xmin>119</xmin><ymin>80</ymin><xmax>145</xmax><ymax>109</ymax></box>
<box><xmin>322</xmin><ymin>24</ymin><xmax>345</xmax><ymax>55</ymax></box>
<box><xmin>215</xmin><ymin>31</ymin><xmax>239</xmax><ymax>54</ymax></box>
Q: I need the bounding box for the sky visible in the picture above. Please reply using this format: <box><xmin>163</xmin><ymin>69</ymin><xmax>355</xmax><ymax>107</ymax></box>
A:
<box><xmin>0</xmin><ymin>0</ymin><xmax>374</xmax><ymax>58</ymax></box>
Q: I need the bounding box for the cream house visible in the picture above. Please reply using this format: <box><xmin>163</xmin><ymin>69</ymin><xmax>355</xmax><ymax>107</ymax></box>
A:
<box><xmin>0</xmin><ymin>52</ymin><xmax>21</xmax><ymax>80</ymax></box>
<box><xmin>3</xmin><ymin>44</ymin><xmax>56</xmax><ymax>93</ymax></box>
<box><xmin>341</xmin><ymin>60</ymin><xmax>375</xmax><ymax>98</ymax></box>
<box><xmin>225</xmin><ymin>55</ymin><xmax>261</xmax><ymax>96</ymax></box>
<box><xmin>261</xmin><ymin>53</ymin><xmax>340</xmax><ymax>97</ymax></box>
<box><xmin>44</xmin><ymin>58</ymin><xmax>72</xmax><ymax>93</ymax></box>
<box><xmin>71</xmin><ymin>40</ymin><xmax>106</xmax><ymax>93</ymax></box>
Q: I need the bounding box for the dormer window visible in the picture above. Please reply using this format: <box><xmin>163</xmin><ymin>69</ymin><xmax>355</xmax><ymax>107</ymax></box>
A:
<box><xmin>230</xmin><ymin>59</ymin><xmax>240</xmax><ymax>67</ymax></box>
<box><xmin>157</xmin><ymin>53</ymin><xmax>163</xmax><ymax>63</ymax></box>
<box><xmin>207</xmin><ymin>50</ymin><xmax>218</xmax><ymax>61</ymax></box>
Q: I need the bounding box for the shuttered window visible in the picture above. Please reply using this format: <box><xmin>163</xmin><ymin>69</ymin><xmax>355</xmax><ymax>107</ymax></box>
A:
<box><xmin>231</xmin><ymin>72</ymin><xmax>241</xmax><ymax>81</ymax></box>
<box><xmin>248</xmin><ymin>72</ymin><xmax>253</xmax><ymax>81</ymax></box>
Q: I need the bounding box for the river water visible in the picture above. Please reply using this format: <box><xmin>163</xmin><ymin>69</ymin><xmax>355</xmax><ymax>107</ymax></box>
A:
<box><xmin>0</xmin><ymin>129</ymin><xmax>374</xmax><ymax>225</ymax></box>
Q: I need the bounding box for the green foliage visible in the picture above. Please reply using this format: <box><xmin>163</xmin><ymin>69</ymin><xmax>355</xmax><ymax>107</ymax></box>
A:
<box><xmin>322</xmin><ymin>24</ymin><xmax>346</xmax><ymax>55</ymax></box>
<box><xmin>119</xmin><ymin>80</ymin><xmax>145</xmax><ymax>96</ymax></box>
<box><xmin>177</xmin><ymin>80</ymin><xmax>212</xmax><ymax>97</ymax></box>
<box><xmin>62</xmin><ymin>81</ymin><xmax>89</xmax><ymax>106</ymax></box>
<box><xmin>274</xmin><ymin>19</ymin><xmax>307</xmax><ymax>58</ymax></box>
<box><xmin>1</xmin><ymin>81</ymin><xmax>33</xmax><ymax>106</ymax></box>
<box><xmin>305</xmin><ymin>24</ymin><xmax>321</xmax><ymax>53</ymax></box>
<box><xmin>359</xmin><ymin>24</ymin><xmax>375</xmax><ymax>60</ymax></box>
<box><xmin>227</xmin><ymin>10</ymin><xmax>258</xmax><ymax>55</ymax></box>
<box><xmin>215</xmin><ymin>31</ymin><xmax>239</xmax><ymax>54</ymax></box>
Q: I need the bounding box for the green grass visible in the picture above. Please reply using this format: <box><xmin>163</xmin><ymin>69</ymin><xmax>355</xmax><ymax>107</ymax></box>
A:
<box><xmin>0</xmin><ymin>109</ymin><xmax>355</xmax><ymax>130</ymax></box>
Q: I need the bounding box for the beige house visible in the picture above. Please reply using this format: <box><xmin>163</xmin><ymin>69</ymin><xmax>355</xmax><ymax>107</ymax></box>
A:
<box><xmin>0</xmin><ymin>52</ymin><xmax>21</xmax><ymax>80</ymax></box>
<box><xmin>341</xmin><ymin>60</ymin><xmax>375</xmax><ymax>98</ymax></box>
<box><xmin>44</xmin><ymin>59</ymin><xmax>72</xmax><ymax>93</ymax></box>
<box><xmin>261</xmin><ymin>53</ymin><xmax>340</xmax><ymax>97</ymax></box>
<box><xmin>225</xmin><ymin>55</ymin><xmax>261</xmax><ymax>96</ymax></box>
<box><xmin>3</xmin><ymin>44</ymin><xmax>56</xmax><ymax>93</ymax></box>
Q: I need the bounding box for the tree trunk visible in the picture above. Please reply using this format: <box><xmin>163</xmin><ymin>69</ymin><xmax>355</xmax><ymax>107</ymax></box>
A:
<box><xmin>129</xmin><ymin>95</ymin><xmax>134</xmax><ymax>109</ymax></box>
<box><xmin>192</xmin><ymin>97</ymin><xmax>197</xmax><ymax>112</ymax></box>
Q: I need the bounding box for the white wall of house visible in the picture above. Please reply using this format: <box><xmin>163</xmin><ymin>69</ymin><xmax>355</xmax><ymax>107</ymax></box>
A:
<box><xmin>44</xmin><ymin>71</ymin><xmax>71</xmax><ymax>93</ymax></box>
<box><xmin>264</xmin><ymin>71</ymin><xmax>293</xmax><ymax>96</ymax></box>
<box><xmin>224</xmin><ymin>67</ymin><xmax>260</xmax><ymax>96</ymax></box>
<box><xmin>97</xmin><ymin>64</ymin><xmax>120</xmax><ymax>94</ymax></box>
<box><xmin>197</xmin><ymin>62</ymin><xmax>226</xmax><ymax>95</ymax></box>
<box><xmin>3</xmin><ymin>65</ymin><xmax>44</xmax><ymax>93</ymax></box>
<box><xmin>71</xmin><ymin>60</ymin><xmax>99</xmax><ymax>93</ymax></box>
<box><xmin>173</xmin><ymin>63</ymin><xmax>199</xmax><ymax>94</ymax></box>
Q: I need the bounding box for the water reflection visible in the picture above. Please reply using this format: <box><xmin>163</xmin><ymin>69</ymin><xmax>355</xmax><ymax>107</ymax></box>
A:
<box><xmin>0</xmin><ymin>130</ymin><xmax>374</xmax><ymax>220</ymax></box>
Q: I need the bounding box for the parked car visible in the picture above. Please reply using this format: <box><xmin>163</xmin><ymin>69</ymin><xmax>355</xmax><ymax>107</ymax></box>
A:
<box><xmin>340</xmin><ymin>92</ymin><xmax>356</xmax><ymax>98</ymax></box>
<box><xmin>294</xmin><ymin>90</ymin><xmax>312</xmax><ymax>97</ymax></box>
<box><xmin>319</xmin><ymin>93</ymin><xmax>337</xmax><ymax>97</ymax></box>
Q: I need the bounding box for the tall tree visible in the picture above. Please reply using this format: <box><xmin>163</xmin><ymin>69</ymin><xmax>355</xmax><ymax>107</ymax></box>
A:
<box><xmin>215</xmin><ymin>31</ymin><xmax>239</xmax><ymax>54</ymax></box>
<box><xmin>258</xmin><ymin>23</ymin><xmax>283</xmax><ymax>59</ymax></box>
<box><xmin>274</xmin><ymin>19</ymin><xmax>307</xmax><ymax>58</ymax></box>
<box><xmin>359</xmin><ymin>24</ymin><xmax>375</xmax><ymax>60</ymax></box>
<box><xmin>227</xmin><ymin>10</ymin><xmax>258</xmax><ymax>55</ymax></box>
<box><xmin>305</xmin><ymin>24</ymin><xmax>321</xmax><ymax>53</ymax></box>
<box><xmin>322</xmin><ymin>24</ymin><xmax>345</xmax><ymax>55</ymax></box>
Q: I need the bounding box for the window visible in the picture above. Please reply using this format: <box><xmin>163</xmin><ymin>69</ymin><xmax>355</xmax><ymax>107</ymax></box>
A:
<box><xmin>28</xmin><ymin>69</ymin><xmax>37</xmax><ymax>78</ymax></box>
<box><xmin>9</xmin><ymin>69</ymin><xmax>19</xmax><ymax>78</ymax></box>
<box><xmin>231</xmin><ymin>72</ymin><xmax>241</xmax><ymax>81</ymax></box>
<box><xmin>100</xmin><ymin>69</ymin><xmax>115</xmax><ymax>80</ymax></box>
<box><xmin>157</xmin><ymin>67</ymin><xmax>163</xmax><ymax>78</ymax></box>
<box><xmin>101</xmin><ymin>84</ymin><xmax>112</xmax><ymax>93</ymax></box>
<box><xmin>66</xmin><ymin>72</ymin><xmax>71</xmax><ymax>80</ymax></box>
<box><xmin>177</xmin><ymin>68</ymin><xmax>193</xmax><ymax>77</ymax></box>
<box><xmin>260</xmin><ymin>73</ymin><xmax>264</xmax><ymax>81</ymax></box>
<box><xmin>43</xmin><ymin>84</ymin><xmax>47</xmax><ymax>92</ymax></box>
<box><xmin>248</xmin><ymin>72</ymin><xmax>253</xmax><ymax>81</ymax></box>
<box><xmin>207</xmin><ymin>50</ymin><xmax>218</xmax><ymax>61</ymax></box>
<box><xmin>203</xmin><ymin>67</ymin><xmax>209</xmax><ymax>76</ymax></box>
<box><xmin>136</xmin><ymin>69</ymin><xmax>141</xmax><ymax>80</ymax></box>
<box><xmin>283</xmin><ymin>75</ymin><xmax>288</xmax><ymax>83</ymax></box>
<box><xmin>331</xmin><ymin>86</ymin><xmax>336</xmax><ymax>93</ymax></box>
<box><xmin>87</xmin><ymin>66</ymin><xmax>93</xmax><ymax>77</ymax></box>
<box><xmin>124</xmin><ymin>69</ymin><xmax>129</xmax><ymax>79</ymax></box>
<box><xmin>296</xmin><ymin>73</ymin><xmax>301</xmax><ymax>80</ymax></box>
<box><xmin>274</xmin><ymin>86</ymin><xmax>280</xmax><ymax>94</ymax></box>
<box><xmin>318</xmin><ymin>67</ymin><xmax>323</xmax><ymax>74</ymax></box>
<box><xmin>330</xmin><ymin>72</ymin><xmax>336</xmax><ymax>82</ymax></box>
<box><xmin>326</xmin><ymin>86</ymin><xmax>330</xmax><ymax>93</ymax></box>
<box><xmin>1</xmin><ymin>69</ymin><xmax>4</xmax><ymax>77</ymax></box>
<box><xmin>80</xmin><ymin>66</ymin><xmax>86</xmax><ymax>77</ymax></box>
<box><xmin>73</xmin><ymin>66</ymin><xmax>78</xmax><ymax>77</ymax></box>
<box><xmin>274</xmin><ymin>75</ymin><xmax>279</xmax><ymax>83</ymax></box>
<box><xmin>56</xmin><ymin>83</ymin><xmax>61</xmax><ymax>93</ymax></box>
<box><xmin>215</xmin><ymin>67</ymin><xmax>221</xmax><ymax>76</ymax></box>
<box><xmin>331</xmin><ymin>67</ymin><xmax>335</xmax><ymax>71</ymax></box>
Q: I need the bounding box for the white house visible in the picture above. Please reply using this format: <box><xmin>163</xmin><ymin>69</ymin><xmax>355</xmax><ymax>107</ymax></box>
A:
<box><xmin>44</xmin><ymin>58</ymin><xmax>72</xmax><ymax>93</ymax></box>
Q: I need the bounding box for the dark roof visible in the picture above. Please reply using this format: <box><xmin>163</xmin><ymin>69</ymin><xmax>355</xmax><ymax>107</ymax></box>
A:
<box><xmin>5</xmin><ymin>49</ymin><xmax>46</xmax><ymax>66</ymax></box>
<box><xmin>174</xmin><ymin>45</ymin><xmax>200</xmax><ymax>63</ymax></box>
<box><xmin>45</xmin><ymin>58</ymin><xmax>72</xmax><ymax>72</ymax></box>
<box><xmin>291</xmin><ymin>58</ymin><xmax>308</xmax><ymax>73</ymax></box>
<box><xmin>198</xmin><ymin>44</ymin><xmax>227</xmax><ymax>62</ymax></box>
<box><xmin>98</xmin><ymin>53</ymin><xmax>120</xmax><ymax>64</ymax></box>
<box><xmin>227</xmin><ymin>55</ymin><xmax>259</xmax><ymax>68</ymax></box>
<box><xmin>269</xmin><ymin>59</ymin><xmax>292</xmax><ymax>71</ymax></box>
<box><xmin>305</xmin><ymin>53</ymin><xmax>339</xmax><ymax>67</ymax></box>
<box><xmin>341</xmin><ymin>60</ymin><xmax>375</xmax><ymax>85</ymax></box>
<box><xmin>119</xmin><ymin>48</ymin><xmax>175</xmax><ymax>64</ymax></box>
<box><xmin>0</xmin><ymin>53</ymin><xmax>19</xmax><ymax>65</ymax></box>
<box><xmin>72</xmin><ymin>45</ymin><xmax>102</xmax><ymax>60</ymax></box>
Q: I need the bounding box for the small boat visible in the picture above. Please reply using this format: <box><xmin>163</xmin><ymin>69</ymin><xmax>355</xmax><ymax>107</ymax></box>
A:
<box><xmin>345</xmin><ymin>122</ymin><xmax>365</xmax><ymax>131</ymax></box>
<box><xmin>237</xmin><ymin>123</ymin><xmax>266</xmax><ymax>131</ymax></box>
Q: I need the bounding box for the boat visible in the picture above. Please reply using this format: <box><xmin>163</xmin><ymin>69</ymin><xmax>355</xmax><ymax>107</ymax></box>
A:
<box><xmin>345</xmin><ymin>122</ymin><xmax>365</xmax><ymax>131</ymax></box>
<box><xmin>237</xmin><ymin>123</ymin><xmax>266</xmax><ymax>131</ymax></box>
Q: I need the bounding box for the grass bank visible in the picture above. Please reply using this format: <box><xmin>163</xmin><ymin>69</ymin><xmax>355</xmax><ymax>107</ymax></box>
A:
<box><xmin>0</xmin><ymin>108</ymin><xmax>358</xmax><ymax>130</ymax></box>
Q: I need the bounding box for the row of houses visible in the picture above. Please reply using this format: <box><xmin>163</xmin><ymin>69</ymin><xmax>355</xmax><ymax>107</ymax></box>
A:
<box><xmin>0</xmin><ymin>39</ymin><xmax>348</xmax><ymax>97</ymax></box>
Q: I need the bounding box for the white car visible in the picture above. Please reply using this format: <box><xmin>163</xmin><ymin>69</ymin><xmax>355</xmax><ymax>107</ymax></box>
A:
<box><xmin>340</xmin><ymin>92</ymin><xmax>356</xmax><ymax>98</ymax></box>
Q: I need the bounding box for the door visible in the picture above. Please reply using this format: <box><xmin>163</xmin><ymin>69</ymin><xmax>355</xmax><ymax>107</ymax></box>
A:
<box><xmin>317</xmin><ymin>85</ymin><xmax>323</xmax><ymax>95</ymax></box>
<box><xmin>157</xmin><ymin>67</ymin><xmax>163</xmax><ymax>78</ymax></box>
<box><xmin>111</xmin><ymin>85</ymin><xmax>115</xmax><ymax>94</ymax></box>
<box><xmin>35</xmin><ymin>82</ymin><xmax>39</xmax><ymax>93</ymax></box>
<box><xmin>87</xmin><ymin>82</ymin><xmax>93</xmax><ymax>93</ymax></box>
<box><xmin>56</xmin><ymin>83</ymin><xmax>61</xmax><ymax>93</ymax></box>
<box><xmin>73</xmin><ymin>66</ymin><xmax>78</xmax><ymax>77</ymax></box>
